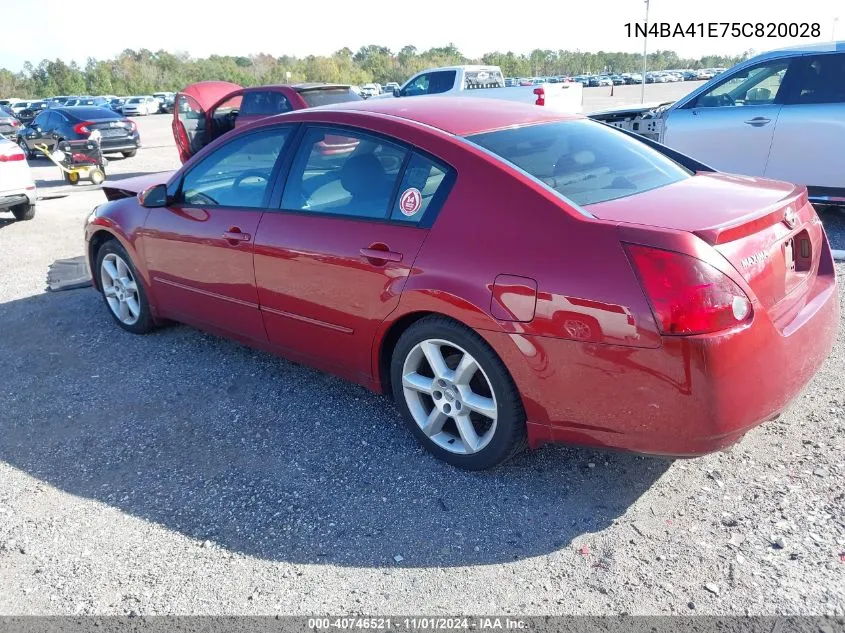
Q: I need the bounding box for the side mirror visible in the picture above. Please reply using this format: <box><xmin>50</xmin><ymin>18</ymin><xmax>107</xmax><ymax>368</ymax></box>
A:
<box><xmin>393</xmin><ymin>87</ymin><xmax>401</xmax><ymax>97</ymax></box>
<box><xmin>138</xmin><ymin>183</ymin><xmax>168</xmax><ymax>208</ymax></box>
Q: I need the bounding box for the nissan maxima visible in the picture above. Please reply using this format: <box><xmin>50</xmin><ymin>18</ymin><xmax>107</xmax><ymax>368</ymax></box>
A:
<box><xmin>83</xmin><ymin>97</ymin><xmax>838</xmax><ymax>470</ymax></box>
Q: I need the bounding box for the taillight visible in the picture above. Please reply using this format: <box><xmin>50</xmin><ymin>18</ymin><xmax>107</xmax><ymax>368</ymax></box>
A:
<box><xmin>74</xmin><ymin>121</ymin><xmax>94</xmax><ymax>134</ymax></box>
<box><xmin>11</xmin><ymin>119</ymin><xmax>20</xmax><ymax>127</ymax></box>
<box><xmin>624</xmin><ymin>244</ymin><xmax>753</xmax><ymax>335</ymax></box>
<box><xmin>0</xmin><ymin>148</ymin><xmax>26</xmax><ymax>162</ymax></box>
<box><xmin>127</xmin><ymin>120</ymin><xmax>137</xmax><ymax>132</ymax></box>
<box><xmin>533</xmin><ymin>87</ymin><xmax>545</xmax><ymax>106</ymax></box>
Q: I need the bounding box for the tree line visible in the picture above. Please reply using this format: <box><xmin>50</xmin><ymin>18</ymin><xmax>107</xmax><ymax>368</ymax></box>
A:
<box><xmin>0</xmin><ymin>45</ymin><xmax>752</xmax><ymax>98</ymax></box>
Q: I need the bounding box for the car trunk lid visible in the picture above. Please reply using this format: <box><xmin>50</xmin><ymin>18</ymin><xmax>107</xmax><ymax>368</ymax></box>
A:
<box><xmin>102</xmin><ymin>171</ymin><xmax>173</xmax><ymax>201</ymax></box>
<box><xmin>86</xmin><ymin>118</ymin><xmax>133</xmax><ymax>138</ymax></box>
<box><xmin>586</xmin><ymin>172</ymin><xmax>825</xmax><ymax>321</ymax></box>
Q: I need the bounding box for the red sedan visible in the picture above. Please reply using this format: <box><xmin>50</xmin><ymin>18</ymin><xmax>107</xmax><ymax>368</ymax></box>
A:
<box><xmin>85</xmin><ymin>97</ymin><xmax>839</xmax><ymax>470</ymax></box>
<box><xmin>172</xmin><ymin>81</ymin><xmax>362</xmax><ymax>163</ymax></box>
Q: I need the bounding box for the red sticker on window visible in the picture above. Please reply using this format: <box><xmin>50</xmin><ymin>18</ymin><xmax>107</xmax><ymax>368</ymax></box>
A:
<box><xmin>399</xmin><ymin>188</ymin><xmax>422</xmax><ymax>216</ymax></box>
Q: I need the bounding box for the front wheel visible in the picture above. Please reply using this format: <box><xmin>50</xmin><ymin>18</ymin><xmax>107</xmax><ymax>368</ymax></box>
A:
<box><xmin>391</xmin><ymin>316</ymin><xmax>527</xmax><ymax>470</ymax></box>
<box><xmin>95</xmin><ymin>240</ymin><xmax>155</xmax><ymax>334</ymax></box>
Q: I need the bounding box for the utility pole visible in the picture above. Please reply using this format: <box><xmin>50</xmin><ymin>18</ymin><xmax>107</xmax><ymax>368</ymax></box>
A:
<box><xmin>641</xmin><ymin>0</ymin><xmax>650</xmax><ymax>103</ymax></box>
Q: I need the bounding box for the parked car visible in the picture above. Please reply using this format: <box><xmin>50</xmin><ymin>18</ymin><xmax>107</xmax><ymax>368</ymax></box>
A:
<box><xmin>17</xmin><ymin>101</ymin><xmax>49</xmax><ymax>125</ymax></box>
<box><xmin>626</xmin><ymin>73</ymin><xmax>643</xmax><ymax>84</ymax></box>
<box><xmin>359</xmin><ymin>84</ymin><xmax>381</xmax><ymax>98</ymax></box>
<box><xmin>171</xmin><ymin>81</ymin><xmax>364</xmax><ymax>163</ymax></box>
<box><xmin>0</xmin><ymin>105</ymin><xmax>22</xmax><ymax>139</ymax></box>
<box><xmin>377</xmin><ymin>65</ymin><xmax>582</xmax><ymax>113</ymax></box>
<box><xmin>590</xmin><ymin>41</ymin><xmax>845</xmax><ymax>208</ymax></box>
<box><xmin>152</xmin><ymin>92</ymin><xmax>175</xmax><ymax>113</ymax></box>
<box><xmin>0</xmin><ymin>135</ymin><xmax>35</xmax><ymax>220</ymax></box>
<box><xmin>17</xmin><ymin>106</ymin><xmax>140</xmax><ymax>159</ymax></box>
<box><xmin>609</xmin><ymin>75</ymin><xmax>625</xmax><ymax>85</ymax></box>
<box><xmin>83</xmin><ymin>96</ymin><xmax>838</xmax><ymax>470</ymax></box>
<box><xmin>107</xmin><ymin>98</ymin><xmax>126</xmax><ymax>113</ymax></box>
<box><xmin>64</xmin><ymin>97</ymin><xmax>110</xmax><ymax>108</ymax></box>
<box><xmin>589</xmin><ymin>76</ymin><xmax>613</xmax><ymax>87</ymax></box>
<box><xmin>122</xmin><ymin>96</ymin><xmax>159</xmax><ymax>116</ymax></box>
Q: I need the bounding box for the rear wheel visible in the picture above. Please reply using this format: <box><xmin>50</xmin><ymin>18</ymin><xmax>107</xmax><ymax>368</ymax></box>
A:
<box><xmin>95</xmin><ymin>240</ymin><xmax>154</xmax><ymax>334</ymax></box>
<box><xmin>390</xmin><ymin>316</ymin><xmax>527</xmax><ymax>470</ymax></box>
<box><xmin>17</xmin><ymin>137</ymin><xmax>32</xmax><ymax>159</ymax></box>
<box><xmin>89</xmin><ymin>168</ymin><xmax>105</xmax><ymax>185</ymax></box>
<box><xmin>11</xmin><ymin>202</ymin><xmax>35</xmax><ymax>221</ymax></box>
<box><xmin>121</xmin><ymin>150</ymin><xmax>137</xmax><ymax>158</ymax></box>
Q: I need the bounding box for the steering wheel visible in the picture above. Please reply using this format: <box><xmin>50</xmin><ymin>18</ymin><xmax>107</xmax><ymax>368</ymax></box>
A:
<box><xmin>233</xmin><ymin>169</ymin><xmax>269</xmax><ymax>190</ymax></box>
<box><xmin>184</xmin><ymin>190</ymin><xmax>218</xmax><ymax>206</ymax></box>
<box><xmin>716</xmin><ymin>93</ymin><xmax>735</xmax><ymax>107</ymax></box>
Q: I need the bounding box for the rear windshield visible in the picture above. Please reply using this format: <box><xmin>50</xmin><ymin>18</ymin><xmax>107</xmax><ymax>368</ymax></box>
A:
<box><xmin>298</xmin><ymin>88</ymin><xmax>363</xmax><ymax>108</ymax></box>
<box><xmin>63</xmin><ymin>107</ymin><xmax>120</xmax><ymax>120</ymax></box>
<box><xmin>467</xmin><ymin>119</ymin><xmax>691</xmax><ymax>206</ymax></box>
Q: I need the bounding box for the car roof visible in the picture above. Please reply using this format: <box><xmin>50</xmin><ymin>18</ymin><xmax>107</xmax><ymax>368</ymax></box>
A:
<box><xmin>56</xmin><ymin>106</ymin><xmax>120</xmax><ymax>119</ymax></box>
<box><xmin>749</xmin><ymin>40</ymin><xmax>844</xmax><ymax>62</ymax></box>
<box><xmin>307</xmin><ymin>96</ymin><xmax>578</xmax><ymax>136</ymax></box>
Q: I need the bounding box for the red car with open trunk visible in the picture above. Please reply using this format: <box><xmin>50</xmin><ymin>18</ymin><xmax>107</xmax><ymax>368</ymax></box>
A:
<box><xmin>171</xmin><ymin>81</ymin><xmax>362</xmax><ymax>163</ymax></box>
<box><xmin>89</xmin><ymin>96</ymin><xmax>839</xmax><ymax>470</ymax></box>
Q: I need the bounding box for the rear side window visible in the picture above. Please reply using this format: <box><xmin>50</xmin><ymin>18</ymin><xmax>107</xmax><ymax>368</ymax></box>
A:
<box><xmin>390</xmin><ymin>154</ymin><xmax>449</xmax><ymax>223</ymax></box>
<box><xmin>281</xmin><ymin>127</ymin><xmax>406</xmax><ymax>219</ymax></box>
<box><xmin>240</xmin><ymin>91</ymin><xmax>293</xmax><ymax>116</ymax></box>
<box><xmin>297</xmin><ymin>88</ymin><xmax>363</xmax><ymax>108</ymax></box>
<box><xmin>463</xmin><ymin>69</ymin><xmax>505</xmax><ymax>90</ymax></box>
<box><xmin>467</xmin><ymin>119</ymin><xmax>691</xmax><ymax>206</ymax></box>
<box><xmin>786</xmin><ymin>53</ymin><xmax>845</xmax><ymax>105</ymax></box>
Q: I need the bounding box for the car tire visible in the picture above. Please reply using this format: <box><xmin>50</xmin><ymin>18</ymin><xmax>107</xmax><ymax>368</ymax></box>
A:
<box><xmin>95</xmin><ymin>239</ymin><xmax>155</xmax><ymax>335</ymax></box>
<box><xmin>11</xmin><ymin>202</ymin><xmax>35</xmax><ymax>221</ymax></box>
<box><xmin>17</xmin><ymin>137</ymin><xmax>32</xmax><ymax>159</ymax></box>
<box><xmin>122</xmin><ymin>150</ymin><xmax>137</xmax><ymax>158</ymax></box>
<box><xmin>390</xmin><ymin>315</ymin><xmax>527</xmax><ymax>470</ymax></box>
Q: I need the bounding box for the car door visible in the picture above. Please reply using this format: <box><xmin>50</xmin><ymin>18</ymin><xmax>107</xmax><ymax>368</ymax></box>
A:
<box><xmin>764</xmin><ymin>51</ymin><xmax>845</xmax><ymax>192</ymax></box>
<box><xmin>662</xmin><ymin>57</ymin><xmax>793</xmax><ymax>177</ymax></box>
<box><xmin>253</xmin><ymin>125</ymin><xmax>454</xmax><ymax>382</ymax></box>
<box><xmin>172</xmin><ymin>81</ymin><xmax>242</xmax><ymax>163</ymax></box>
<box><xmin>400</xmin><ymin>70</ymin><xmax>457</xmax><ymax>97</ymax></box>
<box><xmin>141</xmin><ymin>125</ymin><xmax>292</xmax><ymax>341</ymax></box>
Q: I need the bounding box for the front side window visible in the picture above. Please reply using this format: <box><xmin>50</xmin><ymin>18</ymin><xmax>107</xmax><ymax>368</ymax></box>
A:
<box><xmin>468</xmin><ymin>119</ymin><xmax>691</xmax><ymax>206</ymax></box>
<box><xmin>402</xmin><ymin>71</ymin><xmax>456</xmax><ymax>97</ymax></box>
<box><xmin>179</xmin><ymin>128</ymin><xmax>288</xmax><ymax>208</ymax></box>
<box><xmin>786</xmin><ymin>53</ymin><xmax>845</xmax><ymax>105</ymax></box>
<box><xmin>240</xmin><ymin>91</ymin><xmax>292</xmax><ymax>117</ymax></box>
<box><xmin>693</xmin><ymin>60</ymin><xmax>790</xmax><ymax>108</ymax></box>
<box><xmin>281</xmin><ymin>127</ymin><xmax>407</xmax><ymax>219</ymax></box>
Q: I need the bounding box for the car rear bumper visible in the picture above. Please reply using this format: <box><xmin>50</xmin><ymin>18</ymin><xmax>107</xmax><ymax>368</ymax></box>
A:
<box><xmin>0</xmin><ymin>187</ymin><xmax>36</xmax><ymax>211</ymax></box>
<box><xmin>100</xmin><ymin>137</ymin><xmax>140</xmax><ymax>153</ymax></box>
<box><xmin>487</xmin><ymin>256</ymin><xmax>839</xmax><ymax>457</ymax></box>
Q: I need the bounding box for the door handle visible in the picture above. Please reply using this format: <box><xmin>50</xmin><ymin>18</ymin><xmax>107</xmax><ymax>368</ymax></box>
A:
<box><xmin>223</xmin><ymin>229</ymin><xmax>251</xmax><ymax>243</ymax></box>
<box><xmin>744</xmin><ymin>117</ymin><xmax>771</xmax><ymax>127</ymax></box>
<box><xmin>360</xmin><ymin>247</ymin><xmax>403</xmax><ymax>263</ymax></box>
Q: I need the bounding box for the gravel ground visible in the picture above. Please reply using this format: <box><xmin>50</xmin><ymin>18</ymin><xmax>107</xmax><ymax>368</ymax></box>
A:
<box><xmin>0</xmin><ymin>110</ymin><xmax>843</xmax><ymax>617</ymax></box>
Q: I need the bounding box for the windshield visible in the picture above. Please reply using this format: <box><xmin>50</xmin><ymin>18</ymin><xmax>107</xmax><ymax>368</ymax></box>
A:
<box><xmin>128</xmin><ymin>98</ymin><xmax>143</xmax><ymax>103</ymax></box>
<box><xmin>467</xmin><ymin>119</ymin><xmax>691</xmax><ymax>206</ymax></box>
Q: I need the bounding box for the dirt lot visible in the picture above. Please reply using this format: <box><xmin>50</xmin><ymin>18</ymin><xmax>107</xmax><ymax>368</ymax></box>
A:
<box><xmin>0</xmin><ymin>85</ymin><xmax>843</xmax><ymax>616</ymax></box>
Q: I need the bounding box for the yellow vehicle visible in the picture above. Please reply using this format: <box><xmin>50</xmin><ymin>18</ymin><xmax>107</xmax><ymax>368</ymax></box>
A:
<box><xmin>34</xmin><ymin>139</ymin><xmax>106</xmax><ymax>185</ymax></box>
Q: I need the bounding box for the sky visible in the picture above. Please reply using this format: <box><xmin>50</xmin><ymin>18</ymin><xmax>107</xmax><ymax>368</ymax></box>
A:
<box><xmin>0</xmin><ymin>0</ymin><xmax>841</xmax><ymax>72</ymax></box>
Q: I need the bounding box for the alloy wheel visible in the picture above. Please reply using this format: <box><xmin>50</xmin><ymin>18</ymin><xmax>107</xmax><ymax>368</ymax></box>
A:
<box><xmin>401</xmin><ymin>339</ymin><xmax>498</xmax><ymax>455</ymax></box>
<box><xmin>100</xmin><ymin>253</ymin><xmax>141</xmax><ymax>326</ymax></box>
